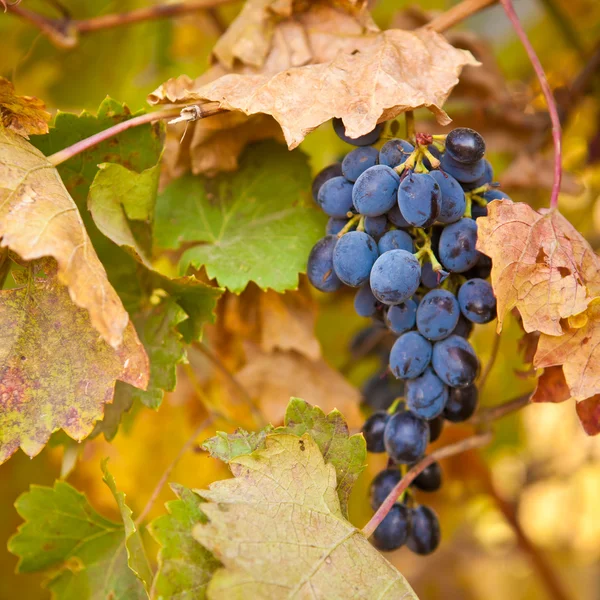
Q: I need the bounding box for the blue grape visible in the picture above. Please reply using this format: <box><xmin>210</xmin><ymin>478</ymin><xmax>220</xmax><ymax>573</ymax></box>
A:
<box><xmin>333</xmin><ymin>231</ymin><xmax>379</xmax><ymax>287</ymax></box>
<box><xmin>438</xmin><ymin>218</ymin><xmax>480</xmax><ymax>273</ymax></box>
<box><xmin>362</xmin><ymin>411</ymin><xmax>389</xmax><ymax>453</ymax></box>
<box><xmin>369</xmin><ymin>468</ymin><xmax>401</xmax><ymax>510</ymax></box>
<box><xmin>440</xmin><ymin>153</ymin><xmax>486</xmax><ymax>183</ymax></box>
<box><xmin>420</xmin><ymin>261</ymin><xmax>450</xmax><ymax>289</ymax></box>
<box><xmin>384</xmin><ymin>410</ymin><xmax>429</xmax><ymax>463</ymax></box>
<box><xmin>312</xmin><ymin>162</ymin><xmax>342</xmax><ymax>202</ymax></box>
<box><xmin>458</xmin><ymin>278</ymin><xmax>496</xmax><ymax>324</ymax></box>
<box><xmin>412</xmin><ymin>461</ymin><xmax>442</xmax><ymax>492</ymax></box>
<box><xmin>317</xmin><ymin>176</ymin><xmax>354</xmax><ymax>217</ymax></box>
<box><xmin>333</xmin><ymin>118</ymin><xmax>383</xmax><ymax>146</ymax></box>
<box><xmin>370</xmin><ymin>249</ymin><xmax>421</xmax><ymax>305</ymax></box>
<box><xmin>451</xmin><ymin>315</ymin><xmax>473</xmax><ymax>339</ymax></box>
<box><xmin>389</xmin><ymin>331</ymin><xmax>431</xmax><ymax>379</ymax></box>
<box><xmin>353</xmin><ymin>165</ymin><xmax>400</xmax><ymax>217</ymax></box>
<box><xmin>432</xmin><ymin>334</ymin><xmax>480</xmax><ymax>388</ymax></box>
<box><xmin>416</xmin><ymin>288</ymin><xmax>460</xmax><ymax>341</ymax></box>
<box><xmin>429</xmin><ymin>170</ymin><xmax>466</xmax><ymax>224</ymax></box>
<box><xmin>444</xmin><ymin>384</ymin><xmax>478</xmax><ymax>422</ymax></box>
<box><xmin>385</xmin><ymin>299</ymin><xmax>417</xmax><ymax>335</ymax></box>
<box><xmin>354</xmin><ymin>284</ymin><xmax>380</xmax><ymax>318</ymax></box>
<box><xmin>377</xmin><ymin>229</ymin><xmax>413</xmax><ymax>254</ymax></box>
<box><xmin>461</xmin><ymin>159</ymin><xmax>493</xmax><ymax>191</ymax></box>
<box><xmin>407</xmin><ymin>506</ymin><xmax>440</xmax><ymax>555</ymax></box>
<box><xmin>326</xmin><ymin>217</ymin><xmax>348</xmax><ymax>235</ymax></box>
<box><xmin>464</xmin><ymin>254</ymin><xmax>492</xmax><ymax>280</ymax></box>
<box><xmin>483</xmin><ymin>189</ymin><xmax>511</xmax><ymax>202</ymax></box>
<box><xmin>471</xmin><ymin>202</ymin><xmax>488</xmax><ymax>219</ymax></box>
<box><xmin>446</xmin><ymin>128</ymin><xmax>486</xmax><ymax>164</ymax></box>
<box><xmin>307</xmin><ymin>235</ymin><xmax>342</xmax><ymax>292</ymax></box>
<box><xmin>364</xmin><ymin>215</ymin><xmax>388</xmax><ymax>240</ymax></box>
<box><xmin>406</xmin><ymin>367</ymin><xmax>449</xmax><ymax>420</ymax></box>
<box><xmin>387</xmin><ymin>204</ymin><xmax>411</xmax><ymax>228</ymax></box>
<box><xmin>372</xmin><ymin>503</ymin><xmax>411</xmax><ymax>551</ymax></box>
<box><xmin>342</xmin><ymin>146</ymin><xmax>379</xmax><ymax>182</ymax></box>
<box><xmin>398</xmin><ymin>172</ymin><xmax>441</xmax><ymax>227</ymax></box>
<box><xmin>379</xmin><ymin>139</ymin><xmax>414</xmax><ymax>168</ymax></box>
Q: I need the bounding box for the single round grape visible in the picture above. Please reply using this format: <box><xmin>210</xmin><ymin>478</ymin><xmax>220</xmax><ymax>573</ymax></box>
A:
<box><xmin>407</xmin><ymin>506</ymin><xmax>441</xmax><ymax>555</ymax></box>
<box><xmin>362</xmin><ymin>371</ymin><xmax>405</xmax><ymax>411</ymax></box>
<box><xmin>384</xmin><ymin>410</ymin><xmax>429</xmax><ymax>463</ymax></box>
<box><xmin>362</xmin><ymin>411</ymin><xmax>390</xmax><ymax>453</ymax></box>
<box><xmin>354</xmin><ymin>284</ymin><xmax>380</xmax><ymax>318</ymax></box>
<box><xmin>364</xmin><ymin>215</ymin><xmax>389</xmax><ymax>240</ymax></box>
<box><xmin>342</xmin><ymin>146</ymin><xmax>379</xmax><ymax>182</ymax></box>
<box><xmin>446</xmin><ymin>128</ymin><xmax>486</xmax><ymax>164</ymax></box>
<box><xmin>370</xmin><ymin>249</ymin><xmax>421</xmax><ymax>305</ymax></box>
<box><xmin>317</xmin><ymin>176</ymin><xmax>354</xmax><ymax>217</ymax></box>
<box><xmin>412</xmin><ymin>461</ymin><xmax>442</xmax><ymax>492</ymax></box>
<box><xmin>307</xmin><ymin>235</ymin><xmax>342</xmax><ymax>292</ymax></box>
<box><xmin>398</xmin><ymin>172</ymin><xmax>441</xmax><ymax>227</ymax></box>
<box><xmin>471</xmin><ymin>202</ymin><xmax>488</xmax><ymax>219</ymax></box>
<box><xmin>463</xmin><ymin>254</ymin><xmax>492</xmax><ymax>280</ymax></box>
<box><xmin>389</xmin><ymin>331</ymin><xmax>432</xmax><ymax>380</ymax></box>
<box><xmin>385</xmin><ymin>299</ymin><xmax>417</xmax><ymax>335</ymax></box>
<box><xmin>379</xmin><ymin>139</ymin><xmax>414</xmax><ymax>168</ymax></box>
<box><xmin>369</xmin><ymin>468</ymin><xmax>402</xmax><ymax>510</ymax></box>
<box><xmin>333</xmin><ymin>231</ymin><xmax>379</xmax><ymax>287</ymax></box>
<box><xmin>406</xmin><ymin>367</ymin><xmax>449</xmax><ymax>420</ymax></box>
<box><xmin>441</xmin><ymin>153</ymin><xmax>486</xmax><ymax>183</ymax></box>
<box><xmin>461</xmin><ymin>159</ymin><xmax>493</xmax><ymax>191</ymax></box>
<box><xmin>427</xmin><ymin>415</ymin><xmax>444</xmax><ymax>443</ymax></box>
<box><xmin>333</xmin><ymin>118</ymin><xmax>383</xmax><ymax>146</ymax></box>
<box><xmin>451</xmin><ymin>315</ymin><xmax>473</xmax><ymax>339</ymax></box>
<box><xmin>326</xmin><ymin>217</ymin><xmax>348</xmax><ymax>235</ymax></box>
<box><xmin>353</xmin><ymin>165</ymin><xmax>400</xmax><ymax>217</ymax></box>
<box><xmin>372</xmin><ymin>503</ymin><xmax>411</xmax><ymax>551</ymax></box>
<box><xmin>438</xmin><ymin>218</ymin><xmax>480</xmax><ymax>273</ymax></box>
<box><xmin>377</xmin><ymin>229</ymin><xmax>413</xmax><ymax>254</ymax></box>
<box><xmin>432</xmin><ymin>335</ymin><xmax>480</xmax><ymax>388</ymax></box>
<box><xmin>444</xmin><ymin>384</ymin><xmax>478</xmax><ymax>422</ymax></box>
<box><xmin>416</xmin><ymin>289</ymin><xmax>460</xmax><ymax>341</ymax></box>
<box><xmin>420</xmin><ymin>261</ymin><xmax>449</xmax><ymax>289</ymax></box>
<box><xmin>311</xmin><ymin>162</ymin><xmax>342</xmax><ymax>202</ymax></box>
<box><xmin>483</xmin><ymin>189</ymin><xmax>511</xmax><ymax>202</ymax></box>
<box><xmin>387</xmin><ymin>204</ymin><xmax>411</xmax><ymax>228</ymax></box>
<box><xmin>458</xmin><ymin>278</ymin><xmax>496</xmax><ymax>324</ymax></box>
<box><xmin>429</xmin><ymin>170</ymin><xmax>466</xmax><ymax>224</ymax></box>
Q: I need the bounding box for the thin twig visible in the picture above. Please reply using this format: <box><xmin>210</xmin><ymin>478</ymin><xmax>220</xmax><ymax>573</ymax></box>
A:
<box><xmin>499</xmin><ymin>0</ymin><xmax>562</xmax><ymax>210</ymax></box>
<box><xmin>470</xmin><ymin>392</ymin><xmax>532</xmax><ymax>425</ymax></box>
<box><xmin>427</xmin><ymin>0</ymin><xmax>498</xmax><ymax>33</ymax></box>
<box><xmin>361</xmin><ymin>431</ymin><xmax>493</xmax><ymax>538</ymax></box>
<box><xmin>134</xmin><ymin>415</ymin><xmax>214</xmax><ymax>526</ymax></box>
<box><xmin>193</xmin><ymin>341</ymin><xmax>267</xmax><ymax>427</ymax></box>
<box><xmin>478</xmin><ymin>331</ymin><xmax>502</xmax><ymax>392</ymax></box>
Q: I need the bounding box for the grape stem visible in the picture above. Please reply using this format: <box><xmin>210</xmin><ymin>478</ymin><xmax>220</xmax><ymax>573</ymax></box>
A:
<box><xmin>499</xmin><ymin>0</ymin><xmax>562</xmax><ymax>210</ymax></box>
<box><xmin>470</xmin><ymin>392</ymin><xmax>532</xmax><ymax>425</ymax></box>
<box><xmin>361</xmin><ymin>431</ymin><xmax>493</xmax><ymax>538</ymax></box>
<box><xmin>427</xmin><ymin>0</ymin><xmax>498</xmax><ymax>33</ymax></box>
<box><xmin>337</xmin><ymin>214</ymin><xmax>361</xmax><ymax>237</ymax></box>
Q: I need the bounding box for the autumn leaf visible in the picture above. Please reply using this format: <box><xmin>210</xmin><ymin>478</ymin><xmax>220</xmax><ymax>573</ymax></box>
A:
<box><xmin>154</xmin><ymin>141</ymin><xmax>325</xmax><ymax>293</ymax></box>
<box><xmin>150</xmin><ymin>484</ymin><xmax>221</xmax><ymax>600</ymax></box>
<box><xmin>0</xmin><ymin>259</ymin><xmax>149</xmax><ymax>464</ymax></box>
<box><xmin>193</xmin><ymin>433</ymin><xmax>417</xmax><ymax>599</ymax></box>
<box><xmin>0</xmin><ymin>128</ymin><xmax>130</xmax><ymax>347</ymax></box>
<box><xmin>8</xmin><ymin>469</ymin><xmax>148</xmax><ymax>598</ymax></box>
<box><xmin>150</xmin><ymin>27</ymin><xmax>477</xmax><ymax>149</ymax></box>
<box><xmin>476</xmin><ymin>200</ymin><xmax>600</xmax><ymax>336</ymax></box>
<box><xmin>531</xmin><ymin>366</ymin><xmax>571</xmax><ymax>404</ymax></box>
<box><xmin>202</xmin><ymin>427</ymin><xmax>272</xmax><ymax>462</ymax></box>
<box><xmin>0</xmin><ymin>77</ymin><xmax>50</xmax><ymax>138</ymax></box>
<box><xmin>575</xmin><ymin>395</ymin><xmax>600</xmax><ymax>436</ymax></box>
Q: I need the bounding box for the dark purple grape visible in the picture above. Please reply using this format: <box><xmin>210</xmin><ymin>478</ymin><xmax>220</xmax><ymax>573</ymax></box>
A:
<box><xmin>406</xmin><ymin>367</ymin><xmax>449</xmax><ymax>420</ymax></box>
<box><xmin>342</xmin><ymin>146</ymin><xmax>379</xmax><ymax>182</ymax></box>
<box><xmin>385</xmin><ymin>299</ymin><xmax>417</xmax><ymax>335</ymax></box>
<box><xmin>420</xmin><ymin>261</ymin><xmax>450</xmax><ymax>289</ymax></box>
<box><xmin>461</xmin><ymin>159</ymin><xmax>493</xmax><ymax>190</ymax></box>
<box><xmin>377</xmin><ymin>230</ymin><xmax>413</xmax><ymax>254</ymax></box>
<box><xmin>463</xmin><ymin>254</ymin><xmax>492</xmax><ymax>280</ymax></box>
<box><xmin>333</xmin><ymin>118</ymin><xmax>383</xmax><ymax>146</ymax></box>
<box><xmin>384</xmin><ymin>411</ymin><xmax>429</xmax><ymax>463</ymax></box>
<box><xmin>354</xmin><ymin>284</ymin><xmax>380</xmax><ymax>318</ymax></box>
<box><xmin>427</xmin><ymin>415</ymin><xmax>444</xmax><ymax>442</ymax></box>
<box><xmin>441</xmin><ymin>153</ymin><xmax>486</xmax><ymax>183</ymax></box>
<box><xmin>458</xmin><ymin>278</ymin><xmax>496</xmax><ymax>324</ymax></box>
<box><xmin>389</xmin><ymin>331</ymin><xmax>432</xmax><ymax>380</ymax></box>
<box><xmin>398</xmin><ymin>172</ymin><xmax>441</xmax><ymax>228</ymax></box>
<box><xmin>372</xmin><ymin>503</ymin><xmax>411</xmax><ymax>551</ymax></box>
<box><xmin>432</xmin><ymin>335</ymin><xmax>480</xmax><ymax>388</ymax></box>
<box><xmin>451</xmin><ymin>315</ymin><xmax>473</xmax><ymax>339</ymax></box>
<box><xmin>312</xmin><ymin>162</ymin><xmax>343</xmax><ymax>202</ymax></box>
<box><xmin>362</xmin><ymin>371</ymin><xmax>405</xmax><ymax>411</ymax></box>
<box><xmin>407</xmin><ymin>505</ymin><xmax>441</xmax><ymax>555</ymax></box>
<box><xmin>416</xmin><ymin>289</ymin><xmax>460</xmax><ymax>341</ymax></box>
<box><xmin>370</xmin><ymin>249</ymin><xmax>421</xmax><ymax>305</ymax></box>
<box><xmin>307</xmin><ymin>235</ymin><xmax>342</xmax><ymax>292</ymax></box>
<box><xmin>353</xmin><ymin>165</ymin><xmax>400</xmax><ymax>217</ymax></box>
<box><xmin>333</xmin><ymin>231</ymin><xmax>379</xmax><ymax>287</ymax></box>
<box><xmin>362</xmin><ymin>411</ymin><xmax>390</xmax><ymax>453</ymax></box>
<box><xmin>379</xmin><ymin>139</ymin><xmax>414</xmax><ymax>168</ymax></box>
<box><xmin>364</xmin><ymin>215</ymin><xmax>389</xmax><ymax>240</ymax></box>
<box><xmin>317</xmin><ymin>176</ymin><xmax>354</xmax><ymax>217</ymax></box>
<box><xmin>438</xmin><ymin>218</ymin><xmax>480</xmax><ymax>273</ymax></box>
<box><xmin>412</xmin><ymin>461</ymin><xmax>442</xmax><ymax>492</ymax></box>
<box><xmin>429</xmin><ymin>170</ymin><xmax>466</xmax><ymax>224</ymax></box>
<box><xmin>444</xmin><ymin>384</ymin><xmax>478</xmax><ymax>422</ymax></box>
<box><xmin>326</xmin><ymin>217</ymin><xmax>348</xmax><ymax>235</ymax></box>
<box><xmin>387</xmin><ymin>204</ymin><xmax>411</xmax><ymax>228</ymax></box>
<box><xmin>369</xmin><ymin>468</ymin><xmax>402</xmax><ymax>510</ymax></box>
<box><xmin>446</xmin><ymin>128</ymin><xmax>486</xmax><ymax>164</ymax></box>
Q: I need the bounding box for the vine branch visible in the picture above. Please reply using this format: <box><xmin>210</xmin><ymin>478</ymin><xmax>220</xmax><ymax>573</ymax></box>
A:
<box><xmin>427</xmin><ymin>0</ymin><xmax>498</xmax><ymax>33</ymax></box>
<box><xmin>470</xmin><ymin>392</ymin><xmax>532</xmax><ymax>425</ymax></box>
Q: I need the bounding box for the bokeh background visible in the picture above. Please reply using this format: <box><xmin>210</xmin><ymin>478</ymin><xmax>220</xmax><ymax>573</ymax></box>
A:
<box><xmin>1</xmin><ymin>0</ymin><xmax>600</xmax><ymax>599</ymax></box>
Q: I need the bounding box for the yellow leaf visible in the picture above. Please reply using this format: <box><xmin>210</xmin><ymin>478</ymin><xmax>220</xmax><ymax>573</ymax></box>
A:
<box><xmin>0</xmin><ymin>77</ymin><xmax>50</xmax><ymax>139</ymax></box>
<box><xmin>0</xmin><ymin>128</ymin><xmax>129</xmax><ymax>347</ymax></box>
<box><xmin>476</xmin><ymin>200</ymin><xmax>600</xmax><ymax>336</ymax></box>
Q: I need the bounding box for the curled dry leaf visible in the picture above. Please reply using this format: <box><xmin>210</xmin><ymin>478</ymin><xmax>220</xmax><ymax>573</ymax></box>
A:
<box><xmin>575</xmin><ymin>395</ymin><xmax>600</xmax><ymax>436</ymax></box>
<box><xmin>476</xmin><ymin>199</ymin><xmax>600</xmax><ymax>337</ymax></box>
<box><xmin>150</xmin><ymin>27</ymin><xmax>477</xmax><ymax>150</ymax></box>
<box><xmin>0</xmin><ymin>77</ymin><xmax>50</xmax><ymax>139</ymax></box>
<box><xmin>0</xmin><ymin>129</ymin><xmax>130</xmax><ymax>347</ymax></box>
<box><xmin>531</xmin><ymin>366</ymin><xmax>571</xmax><ymax>404</ymax></box>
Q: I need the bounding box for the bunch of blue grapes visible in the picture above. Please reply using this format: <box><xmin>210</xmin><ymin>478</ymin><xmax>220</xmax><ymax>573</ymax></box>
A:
<box><xmin>308</xmin><ymin>119</ymin><xmax>509</xmax><ymax>555</ymax></box>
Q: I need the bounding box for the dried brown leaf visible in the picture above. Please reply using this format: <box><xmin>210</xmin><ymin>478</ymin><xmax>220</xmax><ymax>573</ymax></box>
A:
<box><xmin>0</xmin><ymin>77</ymin><xmax>50</xmax><ymax>139</ymax></box>
<box><xmin>0</xmin><ymin>128</ymin><xmax>129</xmax><ymax>347</ymax></box>
<box><xmin>476</xmin><ymin>200</ymin><xmax>600</xmax><ymax>336</ymax></box>
<box><xmin>531</xmin><ymin>366</ymin><xmax>571</xmax><ymax>404</ymax></box>
<box><xmin>575</xmin><ymin>395</ymin><xmax>600</xmax><ymax>436</ymax></box>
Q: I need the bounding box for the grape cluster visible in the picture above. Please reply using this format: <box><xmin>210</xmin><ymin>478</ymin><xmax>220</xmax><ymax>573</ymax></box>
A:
<box><xmin>309</xmin><ymin>119</ymin><xmax>509</xmax><ymax>555</ymax></box>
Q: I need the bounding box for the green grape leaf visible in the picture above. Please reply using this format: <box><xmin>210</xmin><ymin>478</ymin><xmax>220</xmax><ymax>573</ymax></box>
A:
<box><xmin>154</xmin><ymin>141</ymin><xmax>326</xmax><ymax>293</ymax></box>
<box><xmin>193</xmin><ymin>434</ymin><xmax>417</xmax><ymax>600</ymax></box>
<box><xmin>0</xmin><ymin>259</ymin><xmax>148</xmax><ymax>464</ymax></box>
<box><xmin>8</xmin><ymin>476</ymin><xmax>147</xmax><ymax>599</ymax></box>
<box><xmin>149</xmin><ymin>484</ymin><xmax>221</xmax><ymax>600</ymax></box>
<box><xmin>277</xmin><ymin>397</ymin><xmax>367</xmax><ymax>517</ymax></box>
<box><xmin>201</xmin><ymin>427</ymin><xmax>272</xmax><ymax>462</ymax></box>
